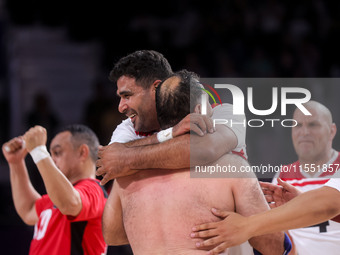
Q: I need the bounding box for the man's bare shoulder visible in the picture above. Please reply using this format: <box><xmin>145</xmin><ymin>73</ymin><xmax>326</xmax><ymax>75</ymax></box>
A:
<box><xmin>217</xmin><ymin>153</ymin><xmax>248</xmax><ymax>165</ymax></box>
<box><xmin>214</xmin><ymin>153</ymin><xmax>255</xmax><ymax>178</ymax></box>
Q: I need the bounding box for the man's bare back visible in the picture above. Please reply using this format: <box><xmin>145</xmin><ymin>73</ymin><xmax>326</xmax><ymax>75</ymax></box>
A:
<box><xmin>115</xmin><ymin>154</ymin><xmax>283</xmax><ymax>255</ymax></box>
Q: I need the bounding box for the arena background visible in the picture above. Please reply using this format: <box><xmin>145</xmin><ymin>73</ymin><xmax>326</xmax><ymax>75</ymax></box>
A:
<box><xmin>0</xmin><ymin>0</ymin><xmax>340</xmax><ymax>254</ymax></box>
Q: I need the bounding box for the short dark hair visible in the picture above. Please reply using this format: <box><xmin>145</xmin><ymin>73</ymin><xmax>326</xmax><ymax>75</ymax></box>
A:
<box><xmin>60</xmin><ymin>124</ymin><xmax>99</xmax><ymax>163</ymax></box>
<box><xmin>109</xmin><ymin>50</ymin><xmax>173</xmax><ymax>89</ymax></box>
<box><xmin>156</xmin><ymin>69</ymin><xmax>202</xmax><ymax>129</ymax></box>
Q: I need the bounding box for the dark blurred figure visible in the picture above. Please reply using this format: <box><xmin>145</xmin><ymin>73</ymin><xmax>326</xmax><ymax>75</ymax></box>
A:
<box><xmin>26</xmin><ymin>93</ymin><xmax>59</xmax><ymax>196</ymax></box>
<box><xmin>0</xmin><ymin>97</ymin><xmax>9</xmax><ymax>162</ymax></box>
<box><xmin>27</xmin><ymin>93</ymin><xmax>60</xmax><ymax>143</ymax></box>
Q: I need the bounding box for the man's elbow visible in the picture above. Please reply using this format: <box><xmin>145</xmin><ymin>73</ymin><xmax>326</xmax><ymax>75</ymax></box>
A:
<box><xmin>249</xmin><ymin>231</ymin><xmax>286</xmax><ymax>255</ymax></box>
<box><xmin>314</xmin><ymin>187</ymin><xmax>340</xmax><ymax>220</ymax></box>
<box><xmin>58</xmin><ymin>196</ymin><xmax>82</xmax><ymax>216</ymax></box>
<box><xmin>19</xmin><ymin>211</ymin><xmax>37</xmax><ymax>226</ymax></box>
<box><xmin>322</xmin><ymin>197</ymin><xmax>340</xmax><ymax>220</ymax></box>
<box><xmin>16</xmin><ymin>205</ymin><xmax>38</xmax><ymax>226</ymax></box>
<box><xmin>21</xmin><ymin>216</ymin><xmax>37</xmax><ymax>226</ymax></box>
<box><xmin>192</xmin><ymin>146</ymin><xmax>217</xmax><ymax>165</ymax></box>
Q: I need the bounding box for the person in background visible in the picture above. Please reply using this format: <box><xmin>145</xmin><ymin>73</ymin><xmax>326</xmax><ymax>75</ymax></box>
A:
<box><xmin>270</xmin><ymin>100</ymin><xmax>339</xmax><ymax>255</ymax></box>
<box><xmin>2</xmin><ymin>124</ymin><xmax>107</xmax><ymax>255</ymax></box>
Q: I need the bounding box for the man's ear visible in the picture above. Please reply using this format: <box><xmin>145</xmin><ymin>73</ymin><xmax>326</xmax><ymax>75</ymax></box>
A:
<box><xmin>79</xmin><ymin>144</ymin><xmax>89</xmax><ymax>160</ymax></box>
<box><xmin>152</xmin><ymin>80</ymin><xmax>162</xmax><ymax>91</ymax></box>
<box><xmin>194</xmin><ymin>104</ymin><xmax>201</xmax><ymax>114</ymax></box>
<box><xmin>330</xmin><ymin>123</ymin><xmax>337</xmax><ymax>140</ymax></box>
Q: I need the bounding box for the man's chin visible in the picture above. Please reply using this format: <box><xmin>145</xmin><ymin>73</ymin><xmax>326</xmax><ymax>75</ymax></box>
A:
<box><xmin>132</xmin><ymin>119</ymin><xmax>139</xmax><ymax>130</ymax></box>
<box><xmin>133</xmin><ymin>123</ymin><xmax>147</xmax><ymax>133</ymax></box>
<box><xmin>297</xmin><ymin>151</ymin><xmax>316</xmax><ymax>160</ymax></box>
<box><xmin>134</xmin><ymin>119</ymin><xmax>159</xmax><ymax>133</ymax></box>
<box><xmin>134</xmin><ymin>125</ymin><xmax>153</xmax><ymax>133</ymax></box>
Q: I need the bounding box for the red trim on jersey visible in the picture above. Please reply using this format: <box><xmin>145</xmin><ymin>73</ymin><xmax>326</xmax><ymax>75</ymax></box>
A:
<box><xmin>278</xmin><ymin>152</ymin><xmax>340</xmax><ymax>187</ymax></box>
<box><xmin>211</xmin><ymin>103</ymin><xmax>220</xmax><ymax>108</ymax></box>
<box><xmin>232</xmin><ymin>149</ymin><xmax>247</xmax><ymax>160</ymax></box>
<box><xmin>281</xmin><ymin>179</ymin><xmax>330</xmax><ymax>186</ymax></box>
<box><xmin>135</xmin><ymin>131</ymin><xmax>155</xmax><ymax>137</ymax></box>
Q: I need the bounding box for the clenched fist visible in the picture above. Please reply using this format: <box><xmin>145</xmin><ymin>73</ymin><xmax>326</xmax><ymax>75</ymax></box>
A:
<box><xmin>23</xmin><ymin>126</ymin><xmax>47</xmax><ymax>152</ymax></box>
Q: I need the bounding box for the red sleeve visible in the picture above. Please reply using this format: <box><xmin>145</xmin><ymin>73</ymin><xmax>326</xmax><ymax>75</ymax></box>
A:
<box><xmin>35</xmin><ymin>194</ymin><xmax>51</xmax><ymax>217</ymax></box>
<box><xmin>68</xmin><ymin>179</ymin><xmax>107</xmax><ymax>222</ymax></box>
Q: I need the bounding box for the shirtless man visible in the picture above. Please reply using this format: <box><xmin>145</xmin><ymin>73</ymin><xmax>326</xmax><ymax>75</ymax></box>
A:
<box><xmin>103</xmin><ymin>70</ymin><xmax>288</xmax><ymax>255</ymax></box>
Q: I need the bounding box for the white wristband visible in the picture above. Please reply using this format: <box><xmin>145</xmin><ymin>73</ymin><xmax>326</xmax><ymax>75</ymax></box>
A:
<box><xmin>157</xmin><ymin>127</ymin><xmax>173</xmax><ymax>143</ymax></box>
<box><xmin>30</xmin><ymin>145</ymin><xmax>50</xmax><ymax>164</ymax></box>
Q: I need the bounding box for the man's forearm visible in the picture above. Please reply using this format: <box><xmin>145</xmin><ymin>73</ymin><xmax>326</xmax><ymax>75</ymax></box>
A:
<box><xmin>36</xmin><ymin>157</ymin><xmax>82</xmax><ymax>216</ymax></box>
<box><xmin>97</xmin><ymin>125</ymin><xmax>238</xmax><ymax>183</ymax></box>
<box><xmin>124</xmin><ymin>134</ymin><xmax>159</xmax><ymax>147</ymax></box>
<box><xmin>126</xmin><ymin>134</ymin><xmax>189</xmax><ymax>170</ymax></box>
<box><xmin>125</xmin><ymin>126</ymin><xmax>237</xmax><ymax>170</ymax></box>
<box><xmin>249</xmin><ymin>186</ymin><xmax>340</xmax><ymax>237</ymax></box>
<box><xmin>9</xmin><ymin>161</ymin><xmax>41</xmax><ymax>224</ymax></box>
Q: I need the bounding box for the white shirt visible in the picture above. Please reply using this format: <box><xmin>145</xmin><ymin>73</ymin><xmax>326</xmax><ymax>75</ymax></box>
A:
<box><xmin>109</xmin><ymin>118</ymin><xmax>145</xmax><ymax>144</ymax></box>
<box><xmin>325</xmin><ymin>177</ymin><xmax>340</xmax><ymax>192</ymax></box>
<box><xmin>212</xmin><ymin>103</ymin><xmax>247</xmax><ymax>158</ymax></box>
<box><xmin>272</xmin><ymin>151</ymin><xmax>340</xmax><ymax>255</ymax></box>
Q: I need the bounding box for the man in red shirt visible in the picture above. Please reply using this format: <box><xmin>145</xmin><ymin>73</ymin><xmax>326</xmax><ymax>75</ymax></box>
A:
<box><xmin>2</xmin><ymin>124</ymin><xmax>107</xmax><ymax>255</ymax></box>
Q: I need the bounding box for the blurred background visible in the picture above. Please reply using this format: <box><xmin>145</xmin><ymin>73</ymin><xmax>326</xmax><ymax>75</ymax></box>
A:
<box><xmin>0</xmin><ymin>0</ymin><xmax>340</xmax><ymax>254</ymax></box>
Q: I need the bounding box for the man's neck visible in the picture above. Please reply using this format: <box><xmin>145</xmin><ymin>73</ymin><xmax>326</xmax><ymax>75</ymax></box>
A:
<box><xmin>299</xmin><ymin>149</ymin><xmax>337</xmax><ymax>176</ymax></box>
<box><xmin>135</xmin><ymin>130</ymin><xmax>157</xmax><ymax>136</ymax></box>
<box><xmin>69</xmin><ymin>165</ymin><xmax>96</xmax><ymax>184</ymax></box>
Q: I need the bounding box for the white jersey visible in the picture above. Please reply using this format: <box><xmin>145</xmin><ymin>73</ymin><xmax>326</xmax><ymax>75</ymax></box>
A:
<box><xmin>272</xmin><ymin>151</ymin><xmax>340</xmax><ymax>255</ymax></box>
<box><xmin>109</xmin><ymin>118</ymin><xmax>146</xmax><ymax>144</ymax></box>
<box><xmin>110</xmin><ymin>103</ymin><xmax>247</xmax><ymax>157</ymax></box>
<box><xmin>325</xmin><ymin>177</ymin><xmax>340</xmax><ymax>192</ymax></box>
<box><xmin>226</xmin><ymin>242</ymin><xmax>253</xmax><ymax>255</ymax></box>
<box><xmin>212</xmin><ymin>103</ymin><xmax>247</xmax><ymax>159</ymax></box>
